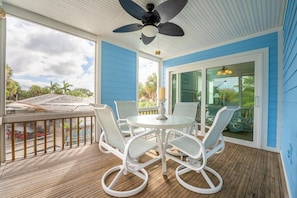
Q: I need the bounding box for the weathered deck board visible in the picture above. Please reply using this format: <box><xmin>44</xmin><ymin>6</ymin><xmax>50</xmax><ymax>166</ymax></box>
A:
<box><xmin>0</xmin><ymin>142</ymin><xmax>288</xmax><ymax>198</ymax></box>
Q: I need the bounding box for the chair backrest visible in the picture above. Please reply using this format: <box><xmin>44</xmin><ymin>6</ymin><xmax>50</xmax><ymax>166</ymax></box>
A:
<box><xmin>203</xmin><ymin>106</ymin><xmax>240</xmax><ymax>150</ymax></box>
<box><xmin>173</xmin><ymin>102</ymin><xmax>199</xmax><ymax>119</ymax></box>
<box><xmin>90</xmin><ymin>103</ymin><xmax>126</xmax><ymax>152</ymax></box>
<box><xmin>114</xmin><ymin>100</ymin><xmax>139</xmax><ymax>119</ymax></box>
<box><xmin>172</xmin><ymin>102</ymin><xmax>199</xmax><ymax>134</ymax></box>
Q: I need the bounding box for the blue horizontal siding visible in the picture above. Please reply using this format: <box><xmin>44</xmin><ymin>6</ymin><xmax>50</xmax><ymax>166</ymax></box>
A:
<box><xmin>164</xmin><ymin>33</ymin><xmax>278</xmax><ymax>68</ymax></box>
<box><xmin>281</xmin><ymin>0</ymin><xmax>297</xmax><ymax>197</ymax></box>
<box><xmin>101</xmin><ymin>41</ymin><xmax>136</xmax><ymax>112</ymax></box>
<box><xmin>164</xmin><ymin>32</ymin><xmax>278</xmax><ymax>148</ymax></box>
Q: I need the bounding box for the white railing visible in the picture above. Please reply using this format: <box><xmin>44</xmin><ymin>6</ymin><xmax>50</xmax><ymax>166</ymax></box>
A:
<box><xmin>138</xmin><ymin>107</ymin><xmax>158</xmax><ymax>115</ymax></box>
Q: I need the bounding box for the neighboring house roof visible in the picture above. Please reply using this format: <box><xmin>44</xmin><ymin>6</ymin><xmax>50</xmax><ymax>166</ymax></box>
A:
<box><xmin>7</xmin><ymin>94</ymin><xmax>93</xmax><ymax>113</ymax></box>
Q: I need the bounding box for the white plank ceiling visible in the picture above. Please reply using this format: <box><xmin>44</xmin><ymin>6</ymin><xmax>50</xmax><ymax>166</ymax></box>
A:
<box><xmin>2</xmin><ymin>0</ymin><xmax>287</xmax><ymax>59</ymax></box>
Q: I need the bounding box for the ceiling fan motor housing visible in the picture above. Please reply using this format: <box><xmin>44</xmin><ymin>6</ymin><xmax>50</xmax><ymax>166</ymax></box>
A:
<box><xmin>142</xmin><ymin>4</ymin><xmax>160</xmax><ymax>25</ymax></box>
<box><xmin>146</xmin><ymin>3</ymin><xmax>154</xmax><ymax>12</ymax></box>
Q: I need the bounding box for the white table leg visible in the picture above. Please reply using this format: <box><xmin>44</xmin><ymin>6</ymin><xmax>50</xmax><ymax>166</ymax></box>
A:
<box><xmin>160</xmin><ymin>128</ymin><xmax>167</xmax><ymax>175</ymax></box>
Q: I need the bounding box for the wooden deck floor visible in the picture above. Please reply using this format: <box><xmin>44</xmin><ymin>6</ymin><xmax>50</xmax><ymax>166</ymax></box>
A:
<box><xmin>0</xmin><ymin>142</ymin><xmax>288</xmax><ymax>198</ymax></box>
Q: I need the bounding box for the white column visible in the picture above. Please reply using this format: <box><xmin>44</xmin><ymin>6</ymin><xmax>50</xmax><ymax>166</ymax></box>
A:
<box><xmin>0</xmin><ymin>4</ymin><xmax>6</xmax><ymax>163</ymax></box>
<box><xmin>94</xmin><ymin>36</ymin><xmax>101</xmax><ymax>142</ymax></box>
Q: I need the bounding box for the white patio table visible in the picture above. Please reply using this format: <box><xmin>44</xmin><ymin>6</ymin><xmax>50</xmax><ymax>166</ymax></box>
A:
<box><xmin>127</xmin><ymin>114</ymin><xmax>195</xmax><ymax>175</ymax></box>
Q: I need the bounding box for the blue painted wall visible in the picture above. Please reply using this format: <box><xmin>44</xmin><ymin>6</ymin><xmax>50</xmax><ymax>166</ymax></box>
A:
<box><xmin>163</xmin><ymin>33</ymin><xmax>279</xmax><ymax>148</ymax></box>
<box><xmin>101</xmin><ymin>41</ymin><xmax>137</xmax><ymax>114</ymax></box>
<box><xmin>281</xmin><ymin>0</ymin><xmax>297</xmax><ymax>197</ymax></box>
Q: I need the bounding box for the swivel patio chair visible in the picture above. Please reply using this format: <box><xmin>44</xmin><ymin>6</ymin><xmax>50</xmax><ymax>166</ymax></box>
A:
<box><xmin>90</xmin><ymin>103</ymin><xmax>162</xmax><ymax>197</ymax></box>
<box><xmin>164</xmin><ymin>106</ymin><xmax>240</xmax><ymax>194</ymax></box>
<box><xmin>114</xmin><ymin>100</ymin><xmax>146</xmax><ymax>136</ymax></box>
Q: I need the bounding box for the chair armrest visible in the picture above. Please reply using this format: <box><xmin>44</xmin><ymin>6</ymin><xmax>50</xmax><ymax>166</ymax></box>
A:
<box><xmin>117</xmin><ymin>119</ymin><xmax>147</xmax><ymax>136</ymax></box>
<box><xmin>117</xmin><ymin>118</ymin><xmax>127</xmax><ymax>123</ymax></box>
<box><xmin>196</xmin><ymin>123</ymin><xmax>211</xmax><ymax>129</ymax></box>
<box><xmin>194</xmin><ymin>123</ymin><xmax>211</xmax><ymax>136</ymax></box>
<box><xmin>117</xmin><ymin>119</ymin><xmax>128</xmax><ymax>127</ymax></box>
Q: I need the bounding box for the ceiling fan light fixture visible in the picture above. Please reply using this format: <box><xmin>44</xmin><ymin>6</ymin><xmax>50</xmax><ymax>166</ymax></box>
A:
<box><xmin>142</xmin><ymin>25</ymin><xmax>158</xmax><ymax>37</ymax></box>
<box><xmin>217</xmin><ymin>66</ymin><xmax>232</xmax><ymax>75</ymax></box>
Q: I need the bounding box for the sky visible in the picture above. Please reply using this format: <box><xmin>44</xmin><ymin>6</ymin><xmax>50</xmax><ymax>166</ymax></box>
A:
<box><xmin>138</xmin><ymin>56</ymin><xmax>158</xmax><ymax>84</ymax></box>
<box><xmin>6</xmin><ymin>16</ymin><xmax>95</xmax><ymax>91</ymax></box>
<box><xmin>6</xmin><ymin>16</ymin><xmax>158</xmax><ymax>93</ymax></box>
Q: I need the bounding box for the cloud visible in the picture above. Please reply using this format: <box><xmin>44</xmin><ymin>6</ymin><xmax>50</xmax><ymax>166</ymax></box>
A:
<box><xmin>6</xmin><ymin>16</ymin><xmax>95</xmax><ymax>91</ymax></box>
<box><xmin>25</xmin><ymin>31</ymin><xmax>78</xmax><ymax>55</ymax></box>
<box><xmin>139</xmin><ymin>57</ymin><xmax>158</xmax><ymax>83</ymax></box>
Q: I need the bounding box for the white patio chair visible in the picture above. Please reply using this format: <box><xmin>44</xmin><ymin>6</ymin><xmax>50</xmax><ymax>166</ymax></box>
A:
<box><xmin>90</xmin><ymin>103</ymin><xmax>162</xmax><ymax>197</ymax></box>
<box><xmin>164</xmin><ymin>106</ymin><xmax>240</xmax><ymax>194</ymax></box>
<box><xmin>114</xmin><ymin>100</ymin><xmax>146</xmax><ymax>136</ymax></box>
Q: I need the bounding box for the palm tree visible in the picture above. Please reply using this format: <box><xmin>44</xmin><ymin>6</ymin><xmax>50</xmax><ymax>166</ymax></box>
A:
<box><xmin>48</xmin><ymin>81</ymin><xmax>59</xmax><ymax>93</ymax></box>
<box><xmin>145</xmin><ymin>73</ymin><xmax>157</xmax><ymax>100</ymax></box>
<box><xmin>242</xmin><ymin>76</ymin><xmax>254</xmax><ymax>107</ymax></box>
<box><xmin>62</xmin><ymin>81</ymin><xmax>73</xmax><ymax>94</ymax></box>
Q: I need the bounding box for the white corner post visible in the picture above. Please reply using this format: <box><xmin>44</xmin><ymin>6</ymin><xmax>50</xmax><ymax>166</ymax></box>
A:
<box><xmin>94</xmin><ymin>35</ymin><xmax>101</xmax><ymax>142</ymax></box>
<box><xmin>0</xmin><ymin>1</ymin><xmax>6</xmax><ymax>163</ymax></box>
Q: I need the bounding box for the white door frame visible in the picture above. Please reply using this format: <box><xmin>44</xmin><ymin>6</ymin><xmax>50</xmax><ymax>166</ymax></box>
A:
<box><xmin>165</xmin><ymin>48</ymin><xmax>269</xmax><ymax>149</ymax></box>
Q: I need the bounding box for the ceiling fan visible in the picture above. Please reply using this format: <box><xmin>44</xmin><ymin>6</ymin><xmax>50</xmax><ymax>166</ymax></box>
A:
<box><xmin>113</xmin><ymin>0</ymin><xmax>188</xmax><ymax>45</ymax></box>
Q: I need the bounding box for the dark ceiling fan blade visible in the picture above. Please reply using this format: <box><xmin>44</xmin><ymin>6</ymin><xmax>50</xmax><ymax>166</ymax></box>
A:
<box><xmin>141</xmin><ymin>34</ymin><xmax>156</xmax><ymax>45</ymax></box>
<box><xmin>158</xmin><ymin>22</ymin><xmax>184</xmax><ymax>36</ymax></box>
<box><xmin>113</xmin><ymin>23</ymin><xmax>143</xmax><ymax>33</ymax></box>
<box><xmin>119</xmin><ymin>0</ymin><xmax>147</xmax><ymax>21</ymax></box>
<box><xmin>155</xmin><ymin>0</ymin><xmax>188</xmax><ymax>23</ymax></box>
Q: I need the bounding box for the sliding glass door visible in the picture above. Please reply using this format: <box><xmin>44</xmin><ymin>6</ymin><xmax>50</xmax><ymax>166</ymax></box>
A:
<box><xmin>206</xmin><ymin>62</ymin><xmax>254</xmax><ymax>142</ymax></box>
<box><xmin>169</xmin><ymin>61</ymin><xmax>257</xmax><ymax>146</ymax></box>
<box><xmin>171</xmin><ymin>71</ymin><xmax>202</xmax><ymax>122</ymax></box>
